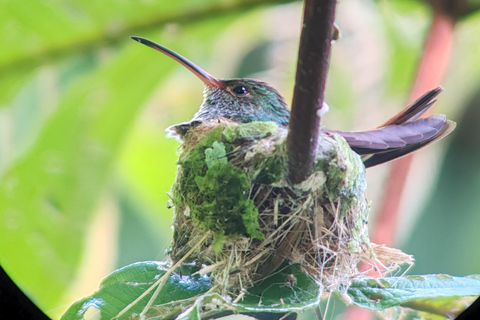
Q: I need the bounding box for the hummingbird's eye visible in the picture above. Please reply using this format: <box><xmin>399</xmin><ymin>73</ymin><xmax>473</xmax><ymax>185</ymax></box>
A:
<box><xmin>232</xmin><ymin>85</ymin><xmax>249</xmax><ymax>96</ymax></box>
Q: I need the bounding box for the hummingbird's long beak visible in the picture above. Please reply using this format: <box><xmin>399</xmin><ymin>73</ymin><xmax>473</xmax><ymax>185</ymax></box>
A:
<box><xmin>131</xmin><ymin>36</ymin><xmax>223</xmax><ymax>89</ymax></box>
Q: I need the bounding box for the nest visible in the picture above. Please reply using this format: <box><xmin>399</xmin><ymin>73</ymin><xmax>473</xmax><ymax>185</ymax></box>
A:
<box><xmin>169</xmin><ymin>120</ymin><xmax>412</xmax><ymax>298</ymax></box>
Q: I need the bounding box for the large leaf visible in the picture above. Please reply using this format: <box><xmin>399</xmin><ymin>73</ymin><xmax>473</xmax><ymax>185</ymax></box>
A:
<box><xmin>62</xmin><ymin>261</ymin><xmax>320</xmax><ymax>319</ymax></box>
<box><xmin>62</xmin><ymin>262</ymin><xmax>213</xmax><ymax>320</ymax></box>
<box><xmin>0</xmin><ymin>40</ymin><xmax>174</xmax><ymax>310</ymax></box>
<box><xmin>64</xmin><ymin>259</ymin><xmax>480</xmax><ymax>319</ymax></box>
<box><xmin>0</xmin><ymin>5</ymin><xmax>294</xmax><ymax>315</ymax></box>
<box><xmin>0</xmin><ymin>0</ymin><xmax>296</xmax><ymax>70</ymax></box>
<box><xmin>0</xmin><ymin>0</ymin><xmax>295</xmax><ymax>106</ymax></box>
<box><xmin>347</xmin><ymin>274</ymin><xmax>480</xmax><ymax>316</ymax></box>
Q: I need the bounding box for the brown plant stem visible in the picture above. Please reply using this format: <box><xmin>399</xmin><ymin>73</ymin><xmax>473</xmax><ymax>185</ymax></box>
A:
<box><xmin>287</xmin><ymin>0</ymin><xmax>337</xmax><ymax>184</ymax></box>
<box><xmin>344</xmin><ymin>7</ymin><xmax>456</xmax><ymax>320</ymax></box>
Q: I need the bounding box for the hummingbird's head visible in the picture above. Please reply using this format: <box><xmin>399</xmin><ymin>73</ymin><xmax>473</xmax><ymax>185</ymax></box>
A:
<box><xmin>131</xmin><ymin>36</ymin><xmax>291</xmax><ymax>138</ymax></box>
<box><xmin>198</xmin><ymin>78</ymin><xmax>290</xmax><ymax>125</ymax></box>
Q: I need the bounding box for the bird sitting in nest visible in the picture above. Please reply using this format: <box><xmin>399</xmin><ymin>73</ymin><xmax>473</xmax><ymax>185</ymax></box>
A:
<box><xmin>132</xmin><ymin>36</ymin><xmax>455</xmax><ymax>169</ymax></box>
<box><xmin>131</xmin><ymin>36</ymin><xmax>455</xmax><ymax>297</ymax></box>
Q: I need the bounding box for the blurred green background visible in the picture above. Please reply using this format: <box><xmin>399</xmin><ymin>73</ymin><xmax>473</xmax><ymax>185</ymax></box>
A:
<box><xmin>1</xmin><ymin>0</ymin><xmax>480</xmax><ymax>318</ymax></box>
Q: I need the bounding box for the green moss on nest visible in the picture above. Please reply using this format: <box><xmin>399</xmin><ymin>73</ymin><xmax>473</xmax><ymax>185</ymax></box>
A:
<box><xmin>169</xmin><ymin>121</ymin><xmax>411</xmax><ymax>295</ymax></box>
<box><xmin>223</xmin><ymin>121</ymin><xmax>279</xmax><ymax>143</ymax></box>
<box><xmin>194</xmin><ymin>157</ymin><xmax>262</xmax><ymax>238</ymax></box>
<box><xmin>253</xmin><ymin>156</ymin><xmax>284</xmax><ymax>184</ymax></box>
<box><xmin>174</xmin><ymin>127</ymin><xmax>225</xmax><ymax>206</ymax></box>
<box><xmin>173</xmin><ymin>128</ymin><xmax>264</xmax><ymax>248</ymax></box>
<box><xmin>315</xmin><ymin>134</ymin><xmax>349</xmax><ymax>198</ymax></box>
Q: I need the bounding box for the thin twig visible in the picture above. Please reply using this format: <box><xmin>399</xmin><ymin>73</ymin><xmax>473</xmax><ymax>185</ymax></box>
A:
<box><xmin>287</xmin><ymin>0</ymin><xmax>337</xmax><ymax>184</ymax></box>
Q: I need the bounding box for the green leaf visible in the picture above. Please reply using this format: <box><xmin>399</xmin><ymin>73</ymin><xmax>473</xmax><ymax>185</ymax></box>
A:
<box><xmin>0</xmin><ymin>6</ymin><xmax>281</xmax><ymax>315</ymax></box>
<box><xmin>0</xmin><ymin>0</ymin><xmax>294</xmax><ymax>106</ymax></box>
<box><xmin>0</xmin><ymin>0</ymin><xmax>282</xmax><ymax>68</ymax></box>
<box><xmin>176</xmin><ymin>294</ymin><xmax>233</xmax><ymax>320</ymax></box>
<box><xmin>62</xmin><ymin>262</ymin><xmax>320</xmax><ymax>319</ymax></box>
<box><xmin>61</xmin><ymin>261</ymin><xmax>213</xmax><ymax>320</ymax></box>
<box><xmin>238</xmin><ymin>264</ymin><xmax>320</xmax><ymax>312</ymax></box>
<box><xmin>0</xmin><ymin>40</ymin><xmax>175</xmax><ymax>310</ymax></box>
<box><xmin>347</xmin><ymin>274</ymin><xmax>480</xmax><ymax>316</ymax></box>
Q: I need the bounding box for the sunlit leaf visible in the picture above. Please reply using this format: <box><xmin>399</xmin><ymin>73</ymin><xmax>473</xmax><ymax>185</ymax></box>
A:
<box><xmin>0</xmin><ymin>40</ymin><xmax>175</xmax><ymax>309</ymax></box>
<box><xmin>348</xmin><ymin>274</ymin><xmax>480</xmax><ymax>316</ymax></box>
<box><xmin>62</xmin><ymin>262</ymin><xmax>320</xmax><ymax>319</ymax></box>
<box><xmin>61</xmin><ymin>261</ymin><xmax>213</xmax><ymax>320</ymax></box>
<box><xmin>0</xmin><ymin>4</ymin><xmax>290</xmax><ymax>315</ymax></box>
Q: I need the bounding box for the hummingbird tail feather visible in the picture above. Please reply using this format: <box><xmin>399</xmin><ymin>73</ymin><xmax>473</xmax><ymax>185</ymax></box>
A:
<box><xmin>360</xmin><ymin>119</ymin><xmax>456</xmax><ymax>167</ymax></box>
<box><xmin>327</xmin><ymin>86</ymin><xmax>455</xmax><ymax>167</ymax></box>
<box><xmin>340</xmin><ymin>114</ymin><xmax>448</xmax><ymax>154</ymax></box>
<box><xmin>380</xmin><ymin>86</ymin><xmax>443</xmax><ymax>126</ymax></box>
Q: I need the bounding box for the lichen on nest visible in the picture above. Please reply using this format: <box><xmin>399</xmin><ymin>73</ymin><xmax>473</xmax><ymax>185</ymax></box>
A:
<box><xmin>169</xmin><ymin>120</ymin><xmax>412</xmax><ymax>297</ymax></box>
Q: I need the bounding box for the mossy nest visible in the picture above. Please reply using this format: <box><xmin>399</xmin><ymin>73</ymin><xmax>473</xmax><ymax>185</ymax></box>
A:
<box><xmin>169</xmin><ymin>120</ymin><xmax>412</xmax><ymax>298</ymax></box>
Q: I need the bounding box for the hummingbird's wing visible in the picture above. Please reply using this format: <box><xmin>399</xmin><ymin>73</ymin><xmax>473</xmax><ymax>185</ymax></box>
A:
<box><xmin>326</xmin><ymin>87</ymin><xmax>456</xmax><ymax>167</ymax></box>
<box><xmin>329</xmin><ymin>117</ymin><xmax>455</xmax><ymax>167</ymax></box>
<box><xmin>360</xmin><ymin>120</ymin><xmax>455</xmax><ymax>167</ymax></box>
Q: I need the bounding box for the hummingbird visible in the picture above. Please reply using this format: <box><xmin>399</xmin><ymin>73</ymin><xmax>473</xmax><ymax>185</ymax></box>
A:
<box><xmin>131</xmin><ymin>36</ymin><xmax>455</xmax><ymax>168</ymax></box>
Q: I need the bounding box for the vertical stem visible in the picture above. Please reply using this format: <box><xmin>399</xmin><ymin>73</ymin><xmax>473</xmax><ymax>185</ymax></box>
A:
<box><xmin>286</xmin><ymin>0</ymin><xmax>337</xmax><ymax>184</ymax></box>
